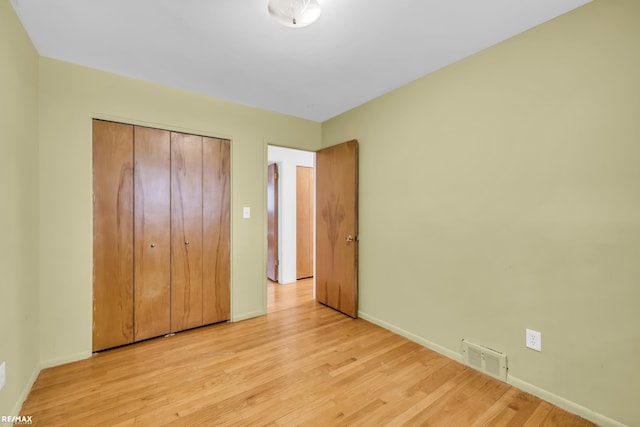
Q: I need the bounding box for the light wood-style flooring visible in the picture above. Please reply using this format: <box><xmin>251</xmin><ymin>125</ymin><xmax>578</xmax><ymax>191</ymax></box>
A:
<box><xmin>20</xmin><ymin>279</ymin><xmax>595</xmax><ymax>426</ymax></box>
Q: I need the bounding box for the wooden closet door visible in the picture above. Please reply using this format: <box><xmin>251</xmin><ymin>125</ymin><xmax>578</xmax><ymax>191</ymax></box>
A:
<box><xmin>171</xmin><ymin>132</ymin><xmax>204</xmax><ymax>332</ymax></box>
<box><xmin>134</xmin><ymin>126</ymin><xmax>171</xmax><ymax>341</ymax></box>
<box><xmin>203</xmin><ymin>137</ymin><xmax>231</xmax><ymax>324</ymax></box>
<box><xmin>93</xmin><ymin>120</ymin><xmax>134</xmax><ymax>351</ymax></box>
<box><xmin>296</xmin><ymin>166</ymin><xmax>314</xmax><ymax>279</ymax></box>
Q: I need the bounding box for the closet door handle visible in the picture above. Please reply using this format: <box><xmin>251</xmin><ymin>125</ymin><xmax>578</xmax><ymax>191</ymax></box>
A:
<box><xmin>185</xmin><ymin>241</ymin><xmax>190</xmax><ymax>246</ymax></box>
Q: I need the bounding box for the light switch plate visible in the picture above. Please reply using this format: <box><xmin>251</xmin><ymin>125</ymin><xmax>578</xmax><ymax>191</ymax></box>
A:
<box><xmin>0</xmin><ymin>361</ymin><xmax>6</xmax><ymax>391</ymax></box>
<box><xmin>243</xmin><ymin>207</ymin><xmax>251</xmax><ymax>219</ymax></box>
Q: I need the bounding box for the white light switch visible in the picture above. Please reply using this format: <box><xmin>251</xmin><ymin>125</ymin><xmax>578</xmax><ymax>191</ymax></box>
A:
<box><xmin>243</xmin><ymin>207</ymin><xmax>251</xmax><ymax>219</ymax></box>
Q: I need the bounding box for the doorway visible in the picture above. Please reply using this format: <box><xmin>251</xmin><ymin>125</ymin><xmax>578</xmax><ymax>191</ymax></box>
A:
<box><xmin>267</xmin><ymin>146</ymin><xmax>315</xmax><ymax>308</ymax></box>
<box><xmin>267</xmin><ymin>140</ymin><xmax>359</xmax><ymax>318</ymax></box>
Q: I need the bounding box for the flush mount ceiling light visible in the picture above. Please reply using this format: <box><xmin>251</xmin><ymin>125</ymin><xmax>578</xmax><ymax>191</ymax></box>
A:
<box><xmin>267</xmin><ymin>0</ymin><xmax>321</xmax><ymax>28</ymax></box>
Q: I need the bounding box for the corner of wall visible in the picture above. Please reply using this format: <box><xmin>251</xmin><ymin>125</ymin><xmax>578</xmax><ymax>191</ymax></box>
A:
<box><xmin>8</xmin><ymin>363</ymin><xmax>41</xmax><ymax>422</ymax></box>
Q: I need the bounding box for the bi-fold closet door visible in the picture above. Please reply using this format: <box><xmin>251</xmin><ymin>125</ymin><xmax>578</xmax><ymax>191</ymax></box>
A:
<box><xmin>134</xmin><ymin>126</ymin><xmax>171</xmax><ymax>342</ymax></box>
<box><xmin>92</xmin><ymin>120</ymin><xmax>230</xmax><ymax>352</ymax></box>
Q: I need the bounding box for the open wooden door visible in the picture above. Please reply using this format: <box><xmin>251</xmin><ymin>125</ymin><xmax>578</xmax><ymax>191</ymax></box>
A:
<box><xmin>267</xmin><ymin>163</ymin><xmax>279</xmax><ymax>282</ymax></box>
<box><xmin>316</xmin><ymin>140</ymin><xmax>358</xmax><ymax>318</ymax></box>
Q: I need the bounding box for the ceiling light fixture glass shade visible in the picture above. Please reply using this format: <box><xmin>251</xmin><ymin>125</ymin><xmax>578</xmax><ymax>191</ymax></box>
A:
<box><xmin>268</xmin><ymin>0</ymin><xmax>321</xmax><ymax>28</ymax></box>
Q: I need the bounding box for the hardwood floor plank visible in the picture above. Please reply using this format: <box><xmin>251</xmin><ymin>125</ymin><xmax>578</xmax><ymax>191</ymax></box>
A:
<box><xmin>470</xmin><ymin>388</ymin><xmax>522</xmax><ymax>427</ymax></box>
<box><xmin>386</xmin><ymin>380</ymin><xmax>459</xmax><ymax>426</ymax></box>
<box><xmin>19</xmin><ymin>279</ymin><xmax>596</xmax><ymax>426</ymax></box>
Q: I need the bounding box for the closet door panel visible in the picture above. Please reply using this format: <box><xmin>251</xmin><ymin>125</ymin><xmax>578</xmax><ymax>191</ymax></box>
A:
<box><xmin>171</xmin><ymin>132</ymin><xmax>204</xmax><ymax>332</ymax></box>
<box><xmin>134</xmin><ymin>126</ymin><xmax>171</xmax><ymax>341</ymax></box>
<box><xmin>93</xmin><ymin>120</ymin><xmax>134</xmax><ymax>352</ymax></box>
<box><xmin>296</xmin><ymin>166</ymin><xmax>314</xmax><ymax>279</ymax></box>
<box><xmin>203</xmin><ymin>137</ymin><xmax>231</xmax><ymax>324</ymax></box>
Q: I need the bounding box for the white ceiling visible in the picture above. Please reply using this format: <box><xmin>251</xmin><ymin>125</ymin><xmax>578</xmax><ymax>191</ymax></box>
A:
<box><xmin>11</xmin><ymin>0</ymin><xmax>591</xmax><ymax>122</ymax></box>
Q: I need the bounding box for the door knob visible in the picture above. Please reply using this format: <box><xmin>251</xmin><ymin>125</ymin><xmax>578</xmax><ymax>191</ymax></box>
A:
<box><xmin>185</xmin><ymin>241</ymin><xmax>190</xmax><ymax>246</ymax></box>
<box><xmin>150</xmin><ymin>243</ymin><xmax>156</xmax><ymax>248</ymax></box>
<box><xmin>346</xmin><ymin>235</ymin><xmax>355</xmax><ymax>242</ymax></box>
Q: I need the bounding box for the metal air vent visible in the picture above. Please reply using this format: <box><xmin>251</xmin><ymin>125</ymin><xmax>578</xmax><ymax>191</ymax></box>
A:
<box><xmin>461</xmin><ymin>340</ymin><xmax>508</xmax><ymax>382</ymax></box>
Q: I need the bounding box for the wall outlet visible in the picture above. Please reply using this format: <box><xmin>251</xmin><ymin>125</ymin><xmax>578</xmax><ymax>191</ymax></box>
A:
<box><xmin>0</xmin><ymin>361</ymin><xmax>5</xmax><ymax>391</ymax></box>
<box><xmin>526</xmin><ymin>328</ymin><xmax>542</xmax><ymax>352</ymax></box>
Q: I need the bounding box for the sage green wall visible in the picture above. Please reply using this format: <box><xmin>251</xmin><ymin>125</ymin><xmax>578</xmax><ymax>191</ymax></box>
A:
<box><xmin>322</xmin><ymin>0</ymin><xmax>639</xmax><ymax>425</ymax></box>
<box><xmin>37</xmin><ymin>58</ymin><xmax>321</xmax><ymax>366</ymax></box>
<box><xmin>0</xmin><ymin>0</ymin><xmax>40</xmax><ymax>418</ymax></box>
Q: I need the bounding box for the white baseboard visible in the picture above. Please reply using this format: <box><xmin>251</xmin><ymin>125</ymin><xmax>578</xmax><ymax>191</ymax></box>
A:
<box><xmin>279</xmin><ymin>275</ymin><xmax>297</xmax><ymax>285</ymax></box>
<box><xmin>358</xmin><ymin>310</ymin><xmax>626</xmax><ymax>427</ymax></box>
<box><xmin>358</xmin><ymin>311</ymin><xmax>463</xmax><ymax>363</ymax></box>
<box><xmin>232</xmin><ymin>310</ymin><xmax>265</xmax><ymax>322</ymax></box>
<box><xmin>40</xmin><ymin>351</ymin><xmax>92</xmax><ymax>370</ymax></box>
<box><xmin>507</xmin><ymin>376</ymin><xmax>626</xmax><ymax>427</ymax></box>
<box><xmin>7</xmin><ymin>363</ymin><xmax>40</xmax><ymax>425</ymax></box>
